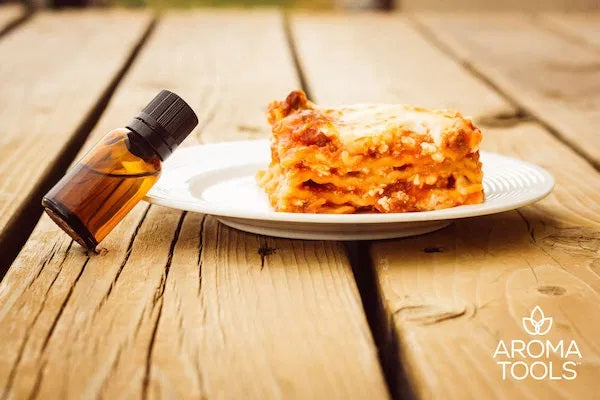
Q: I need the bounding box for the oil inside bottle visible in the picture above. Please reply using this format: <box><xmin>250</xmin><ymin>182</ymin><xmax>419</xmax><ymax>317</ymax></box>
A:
<box><xmin>42</xmin><ymin>128</ymin><xmax>161</xmax><ymax>249</ymax></box>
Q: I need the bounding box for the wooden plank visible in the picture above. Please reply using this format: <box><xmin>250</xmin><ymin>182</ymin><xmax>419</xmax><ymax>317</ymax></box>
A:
<box><xmin>541</xmin><ymin>13</ymin><xmax>600</xmax><ymax>50</ymax></box>
<box><xmin>0</xmin><ymin>10</ymin><xmax>152</xmax><ymax>272</ymax></box>
<box><xmin>291</xmin><ymin>13</ymin><xmax>513</xmax><ymax>119</ymax></box>
<box><xmin>0</xmin><ymin>11</ymin><xmax>389</xmax><ymax>399</ymax></box>
<box><xmin>371</xmin><ymin>123</ymin><xmax>600</xmax><ymax>399</ymax></box>
<box><xmin>291</xmin><ymin>13</ymin><xmax>600</xmax><ymax>399</ymax></box>
<box><xmin>0</xmin><ymin>4</ymin><xmax>25</xmax><ymax>35</ymax></box>
<box><xmin>415</xmin><ymin>12</ymin><xmax>600</xmax><ymax>168</ymax></box>
<box><xmin>400</xmin><ymin>0</ymin><xmax>600</xmax><ymax>11</ymax></box>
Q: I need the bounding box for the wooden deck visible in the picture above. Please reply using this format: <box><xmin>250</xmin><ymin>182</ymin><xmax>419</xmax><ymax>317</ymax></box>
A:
<box><xmin>0</xmin><ymin>6</ymin><xmax>599</xmax><ymax>399</ymax></box>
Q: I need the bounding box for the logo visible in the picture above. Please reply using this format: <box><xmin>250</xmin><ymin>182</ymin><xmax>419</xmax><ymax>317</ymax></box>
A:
<box><xmin>522</xmin><ymin>306</ymin><xmax>552</xmax><ymax>336</ymax></box>
<box><xmin>492</xmin><ymin>306</ymin><xmax>582</xmax><ymax>381</ymax></box>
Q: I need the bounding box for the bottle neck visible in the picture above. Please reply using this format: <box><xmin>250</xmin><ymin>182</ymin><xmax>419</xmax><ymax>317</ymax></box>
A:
<box><xmin>125</xmin><ymin>129</ymin><xmax>163</xmax><ymax>161</ymax></box>
<box><xmin>126</xmin><ymin>115</ymin><xmax>175</xmax><ymax>161</ymax></box>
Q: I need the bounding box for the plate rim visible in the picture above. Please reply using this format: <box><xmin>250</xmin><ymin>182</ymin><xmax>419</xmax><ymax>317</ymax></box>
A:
<box><xmin>145</xmin><ymin>140</ymin><xmax>555</xmax><ymax>224</ymax></box>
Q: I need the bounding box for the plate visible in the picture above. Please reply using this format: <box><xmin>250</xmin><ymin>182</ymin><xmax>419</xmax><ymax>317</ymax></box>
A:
<box><xmin>145</xmin><ymin>140</ymin><xmax>554</xmax><ymax>240</ymax></box>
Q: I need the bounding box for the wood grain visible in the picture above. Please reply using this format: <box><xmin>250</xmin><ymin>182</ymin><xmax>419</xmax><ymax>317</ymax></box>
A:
<box><xmin>0</xmin><ymin>11</ymin><xmax>389</xmax><ymax>399</ymax></box>
<box><xmin>0</xmin><ymin>4</ymin><xmax>25</xmax><ymax>35</ymax></box>
<box><xmin>0</xmin><ymin>10</ymin><xmax>152</xmax><ymax>271</ymax></box>
<box><xmin>415</xmin><ymin>12</ymin><xmax>600</xmax><ymax>168</ymax></box>
<box><xmin>291</xmin><ymin>13</ymin><xmax>600</xmax><ymax>399</ymax></box>
<box><xmin>372</xmin><ymin>123</ymin><xmax>600</xmax><ymax>399</ymax></box>
<box><xmin>291</xmin><ymin>13</ymin><xmax>513</xmax><ymax>120</ymax></box>
<box><xmin>399</xmin><ymin>0</ymin><xmax>600</xmax><ymax>11</ymax></box>
<box><xmin>541</xmin><ymin>13</ymin><xmax>600</xmax><ymax>50</ymax></box>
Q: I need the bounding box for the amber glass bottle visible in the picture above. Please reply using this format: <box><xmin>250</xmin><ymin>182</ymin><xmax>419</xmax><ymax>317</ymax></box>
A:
<box><xmin>42</xmin><ymin>90</ymin><xmax>198</xmax><ymax>250</ymax></box>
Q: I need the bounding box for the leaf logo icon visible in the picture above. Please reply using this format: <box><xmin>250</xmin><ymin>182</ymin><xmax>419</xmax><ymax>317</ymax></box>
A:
<box><xmin>522</xmin><ymin>306</ymin><xmax>553</xmax><ymax>336</ymax></box>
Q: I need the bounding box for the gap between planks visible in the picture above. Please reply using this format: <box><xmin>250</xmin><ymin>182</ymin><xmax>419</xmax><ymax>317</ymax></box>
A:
<box><xmin>0</xmin><ymin>4</ymin><xmax>31</xmax><ymax>38</ymax></box>
<box><xmin>536</xmin><ymin>13</ymin><xmax>600</xmax><ymax>55</ymax></box>
<box><xmin>282</xmin><ymin>11</ymin><xmax>315</xmax><ymax>100</ymax></box>
<box><xmin>344</xmin><ymin>242</ymin><xmax>418</xmax><ymax>400</ymax></box>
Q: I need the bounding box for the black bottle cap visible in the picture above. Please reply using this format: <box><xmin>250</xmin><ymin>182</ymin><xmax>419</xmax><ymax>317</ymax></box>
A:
<box><xmin>126</xmin><ymin>90</ymin><xmax>198</xmax><ymax>160</ymax></box>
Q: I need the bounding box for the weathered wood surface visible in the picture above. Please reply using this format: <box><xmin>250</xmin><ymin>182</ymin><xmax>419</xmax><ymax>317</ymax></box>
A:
<box><xmin>291</xmin><ymin>13</ymin><xmax>512</xmax><ymax>118</ymax></box>
<box><xmin>2</xmin><ymin>9</ymin><xmax>600</xmax><ymax>400</ymax></box>
<box><xmin>415</xmin><ymin>12</ymin><xmax>600</xmax><ymax>169</ymax></box>
<box><xmin>400</xmin><ymin>0</ymin><xmax>600</xmax><ymax>11</ymax></box>
<box><xmin>0</xmin><ymin>4</ymin><xmax>24</xmax><ymax>35</ymax></box>
<box><xmin>0</xmin><ymin>11</ymin><xmax>389</xmax><ymax>400</ymax></box>
<box><xmin>542</xmin><ymin>13</ymin><xmax>600</xmax><ymax>50</ymax></box>
<box><xmin>0</xmin><ymin>10</ymin><xmax>152</xmax><ymax>272</ymax></box>
<box><xmin>292</xmin><ymin>13</ymin><xmax>600</xmax><ymax>399</ymax></box>
<box><xmin>371</xmin><ymin>123</ymin><xmax>600</xmax><ymax>399</ymax></box>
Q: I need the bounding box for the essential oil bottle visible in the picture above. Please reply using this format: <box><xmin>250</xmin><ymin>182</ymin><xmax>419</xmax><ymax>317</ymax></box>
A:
<box><xmin>42</xmin><ymin>90</ymin><xmax>198</xmax><ymax>250</ymax></box>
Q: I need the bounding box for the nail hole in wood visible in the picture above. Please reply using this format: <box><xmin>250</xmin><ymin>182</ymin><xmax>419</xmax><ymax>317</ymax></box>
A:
<box><xmin>476</xmin><ymin>109</ymin><xmax>530</xmax><ymax>128</ymax></box>
<box><xmin>258</xmin><ymin>244</ymin><xmax>276</xmax><ymax>269</ymax></box>
<box><xmin>537</xmin><ymin>285</ymin><xmax>566</xmax><ymax>296</ymax></box>
<box><xmin>237</xmin><ymin>125</ymin><xmax>262</xmax><ymax>134</ymax></box>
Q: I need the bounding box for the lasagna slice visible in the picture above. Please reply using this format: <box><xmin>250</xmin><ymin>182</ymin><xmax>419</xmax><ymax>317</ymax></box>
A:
<box><xmin>257</xmin><ymin>90</ymin><xmax>484</xmax><ymax>214</ymax></box>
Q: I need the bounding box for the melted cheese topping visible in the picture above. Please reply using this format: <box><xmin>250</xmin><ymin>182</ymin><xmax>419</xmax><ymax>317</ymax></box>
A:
<box><xmin>320</xmin><ymin>104</ymin><xmax>462</xmax><ymax>146</ymax></box>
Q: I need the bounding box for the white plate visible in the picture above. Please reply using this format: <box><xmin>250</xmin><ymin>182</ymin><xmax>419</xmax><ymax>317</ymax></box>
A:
<box><xmin>145</xmin><ymin>140</ymin><xmax>554</xmax><ymax>240</ymax></box>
